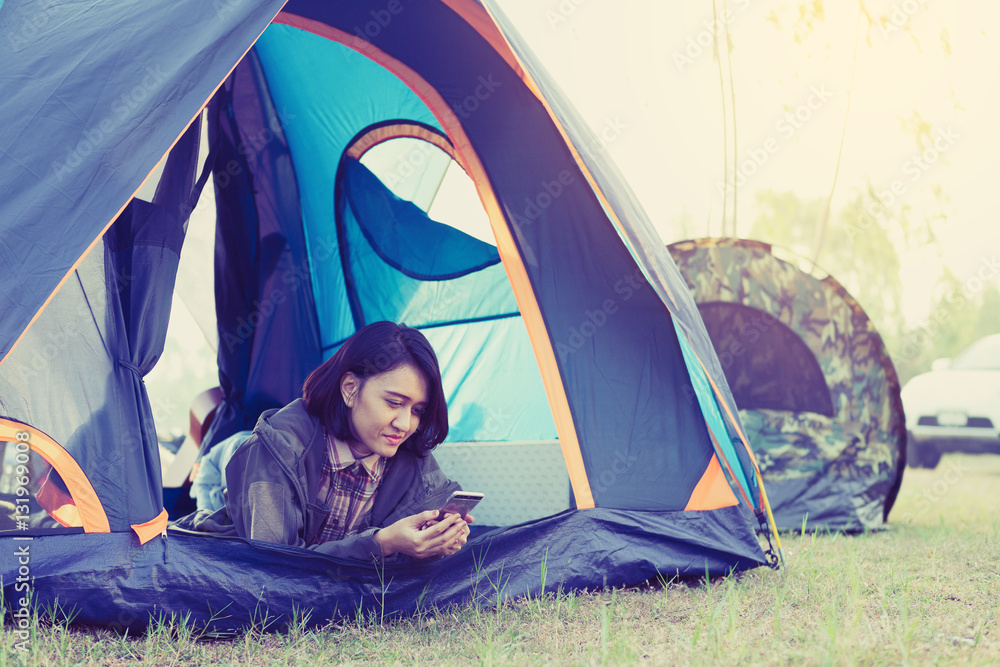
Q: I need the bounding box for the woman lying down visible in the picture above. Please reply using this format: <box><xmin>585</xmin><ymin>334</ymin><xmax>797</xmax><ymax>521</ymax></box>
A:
<box><xmin>173</xmin><ymin>321</ymin><xmax>472</xmax><ymax>562</ymax></box>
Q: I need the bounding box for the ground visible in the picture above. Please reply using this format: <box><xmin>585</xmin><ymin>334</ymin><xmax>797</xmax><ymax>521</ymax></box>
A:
<box><xmin>2</xmin><ymin>453</ymin><xmax>998</xmax><ymax>665</ymax></box>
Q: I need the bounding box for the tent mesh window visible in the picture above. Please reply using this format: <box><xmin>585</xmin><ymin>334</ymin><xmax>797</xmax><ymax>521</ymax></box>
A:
<box><xmin>697</xmin><ymin>301</ymin><xmax>834</xmax><ymax>416</ymax></box>
<box><xmin>0</xmin><ymin>444</ymin><xmax>84</xmax><ymax>535</ymax></box>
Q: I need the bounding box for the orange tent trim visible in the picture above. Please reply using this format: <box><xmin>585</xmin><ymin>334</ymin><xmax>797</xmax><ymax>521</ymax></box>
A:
<box><xmin>131</xmin><ymin>508</ymin><xmax>169</xmax><ymax>545</ymax></box>
<box><xmin>684</xmin><ymin>453</ymin><xmax>739</xmax><ymax>512</ymax></box>
<box><xmin>0</xmin><ymin>418</ymin><xmax>110</xmax><ymax>533</ymax></box>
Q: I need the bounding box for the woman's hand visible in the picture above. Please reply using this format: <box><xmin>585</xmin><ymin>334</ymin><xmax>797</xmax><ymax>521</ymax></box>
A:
<box><xmin>374</xmin><ymin>510</ymin><xmax>471</xmax><ymax>559</ymax></box>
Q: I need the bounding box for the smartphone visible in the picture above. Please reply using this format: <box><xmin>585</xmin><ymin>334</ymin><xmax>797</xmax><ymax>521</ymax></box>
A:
<box><xmin>437</xmin><ymin>491</ymin><xmax>483</xmax><ymax>521</ymax></box>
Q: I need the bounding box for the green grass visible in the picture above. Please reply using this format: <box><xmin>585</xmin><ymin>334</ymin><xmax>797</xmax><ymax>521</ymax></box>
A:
<box><xmin>3</xmin><ymin>453</ymin><xmax>999</xmax><ymax>665</ymax></box>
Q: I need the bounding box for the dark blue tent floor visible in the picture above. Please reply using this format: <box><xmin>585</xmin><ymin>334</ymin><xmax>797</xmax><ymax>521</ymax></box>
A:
<box><xmin>1</xmin><ymin>506</ymin><xmax>766</xmax><ymax>633</ymax></box>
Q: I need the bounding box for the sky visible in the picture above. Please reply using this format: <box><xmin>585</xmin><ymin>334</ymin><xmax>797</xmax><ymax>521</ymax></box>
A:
<box><xmin>496</xmin><ymin>0</ymin><xmax>1000</xmax><ymax>325</ymax></box>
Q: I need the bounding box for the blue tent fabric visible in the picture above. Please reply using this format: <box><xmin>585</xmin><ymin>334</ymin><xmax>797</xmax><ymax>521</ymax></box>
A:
<box><xmin>0</xmin><ymin>0</ymin><xmax>777</xmax><ymax>631</ymax></box>
<box><xmin>337</xmin><ymin>159</ymin><xmax>512</xmax><ymax>325</ymax></box>
<box><xmin>422</xmin><ymin>319</ymin><xmax>557</xmax><ymax>443</ymax></box>
<box><xmin>674</xmin><ymin>322</ymin><xmax>754</xmax><ymax>503</ymax></box>
<box><xmin>202</xmin><ymin>51</ymin><xmax>324</xmax><ymax>450</ymax></box>
<box><xmin>15</xmin><ymin>505</ymin><xmax>765</xmax><ymax>633</ymax></box>
<box><xmin>254</xmin><ymin>25</ymin><xmax>446</xmax><ymax>351</ymax></box>
<box><xmin>0</xmin><ymin>0</ymin><xmax>288</xmax><ymax>366</ymax></box>
<box><xmin>341</xmin><ymin>158</ymin><xmax>501</xmax><ymax>282</ymax></box>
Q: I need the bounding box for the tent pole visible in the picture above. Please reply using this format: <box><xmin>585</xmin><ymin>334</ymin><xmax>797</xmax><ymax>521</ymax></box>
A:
<box><xmin>757</xmin><ymin>468</ymin><xmax>785</xmax><ymax>567</ymax></box>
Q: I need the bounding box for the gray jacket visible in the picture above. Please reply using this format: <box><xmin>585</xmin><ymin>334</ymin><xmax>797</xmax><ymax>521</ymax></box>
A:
<box><xmin>173</xmin><ymin>398</ymin><xmax>460</xmax><ymax>562</ymax></box>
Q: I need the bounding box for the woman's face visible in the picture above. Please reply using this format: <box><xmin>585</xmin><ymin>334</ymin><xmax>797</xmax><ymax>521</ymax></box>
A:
<box><xmin>340</xmin><ymin>363</ymin><xmax>429</xmax><ymax>458</ymax></box>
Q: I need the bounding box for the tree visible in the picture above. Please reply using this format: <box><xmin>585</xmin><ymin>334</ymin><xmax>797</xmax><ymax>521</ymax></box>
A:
<box><xmin>747</xmin><ymin>188</ymin><xmax>904</xmax><ymax>345</ymax></box>
<box><xmin>894</xmin><ymin>270</ymin><xmax>1000</xmax><ymax>384</ymax></box>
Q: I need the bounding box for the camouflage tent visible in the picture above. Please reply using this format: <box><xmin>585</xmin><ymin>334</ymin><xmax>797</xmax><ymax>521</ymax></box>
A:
<box><xmin>668</xmin><ymin>238</ymin><xmax>906</xmax><ymax>531</ymax></box>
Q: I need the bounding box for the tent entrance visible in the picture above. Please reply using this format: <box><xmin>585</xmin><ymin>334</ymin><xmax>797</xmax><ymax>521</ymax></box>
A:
<box><xmin>697</xmin><ymin>301</ymin><xmax>834</xmax><ymax>416</ymax></box>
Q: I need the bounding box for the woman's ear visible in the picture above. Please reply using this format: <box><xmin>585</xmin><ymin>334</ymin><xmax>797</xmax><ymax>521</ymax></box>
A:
<box><xmin>340</xmin><ymin>372</ymin><xmax>361</xmax><ymax>408</ymax></box>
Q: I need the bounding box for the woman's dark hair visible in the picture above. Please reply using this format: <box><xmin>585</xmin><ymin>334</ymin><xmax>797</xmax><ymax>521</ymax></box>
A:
<box><xmin>302</xmin><ymin>321</ymin><xmax>448</xmax><ymax>456</ymax></box>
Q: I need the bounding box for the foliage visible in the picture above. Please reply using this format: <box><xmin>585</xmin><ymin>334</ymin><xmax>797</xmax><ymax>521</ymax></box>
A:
<box><xmin>747</xmin><ymin>188</ymin><xmax>905</xmax><ymax>341</ymax></box>
<box><xmin>894</xmin><ymin>270</ymin><xmax>1000</xmax><ymax>384</ymax></box>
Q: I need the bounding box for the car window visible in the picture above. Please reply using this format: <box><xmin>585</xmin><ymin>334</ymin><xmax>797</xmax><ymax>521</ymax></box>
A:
<box><xmin>950</xmin><ymin>336</ymin><xmax>1000</xmax><ymax>370</ymax></box>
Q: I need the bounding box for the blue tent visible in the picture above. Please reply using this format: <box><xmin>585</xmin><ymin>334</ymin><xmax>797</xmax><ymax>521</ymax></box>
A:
<box><xmin>0</xmin><ymin>0</ymin><xmax>780</xmax><ymax>632</ymax></box>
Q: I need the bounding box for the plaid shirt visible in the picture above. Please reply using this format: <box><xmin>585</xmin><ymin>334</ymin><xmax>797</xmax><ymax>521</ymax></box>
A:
<box><xmin>312</xmin><ymin>435</ymin><xmax>388</xmax><ymax>545</ymax></box>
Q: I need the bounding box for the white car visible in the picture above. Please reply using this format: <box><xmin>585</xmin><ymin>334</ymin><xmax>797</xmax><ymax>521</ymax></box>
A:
<box><xmin>901</xmin><ymin>334</ymin><xmax>1000</xmax><ymax>468</ymax></box>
